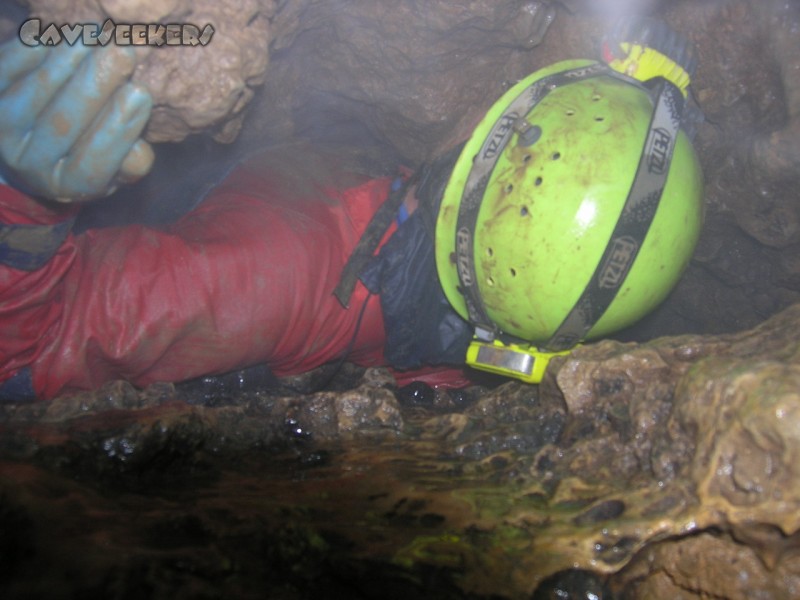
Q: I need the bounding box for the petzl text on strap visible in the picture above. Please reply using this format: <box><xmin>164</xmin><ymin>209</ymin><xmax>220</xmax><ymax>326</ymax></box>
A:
<box><xmin>453</xmin><ymin>63</ymin><xmax>611</xmax><ymax>341</ymax></box>
<box><xmin>545</xmin><ymin>76</ymin><xmax>685</xmax><ymax>351</ymax></box>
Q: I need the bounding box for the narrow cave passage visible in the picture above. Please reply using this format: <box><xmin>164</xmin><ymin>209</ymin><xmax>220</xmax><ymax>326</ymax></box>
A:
<box><xmin>1</xmin><ymin>1</ymin><xmax>800</xmax><ymax>599</ymax></box>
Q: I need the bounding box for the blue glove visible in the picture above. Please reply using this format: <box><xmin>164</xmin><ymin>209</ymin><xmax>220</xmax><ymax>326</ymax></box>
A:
<box><xmin>0</xmin><ymin>40</ymin><xmax>153</xmax><ymax>202</ymax></box>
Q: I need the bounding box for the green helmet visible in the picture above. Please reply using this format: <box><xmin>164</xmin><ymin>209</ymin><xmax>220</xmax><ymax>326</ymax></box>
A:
<box><xmin>435</xmin><ymin>59</ymin><xmax>703</xmax><ymax>350</ymax></box>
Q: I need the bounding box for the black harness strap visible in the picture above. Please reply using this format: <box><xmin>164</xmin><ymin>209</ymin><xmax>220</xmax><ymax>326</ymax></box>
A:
<box><xmin>334</xmin><ymin>174</ymin><xmax>415</xmax><ymax>308</ymax></box>
<box><xmin>0</xmin><ymin>217</ymin><xmax>75</xmax><ymax>271</ymax></box>
<box><xmin>333</xmin><ymin>144</ymin><xmax>462</xmax><ymax>309</ymax></box>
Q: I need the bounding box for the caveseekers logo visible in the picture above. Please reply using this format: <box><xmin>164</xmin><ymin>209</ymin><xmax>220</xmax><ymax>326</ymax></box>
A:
<box><xmin>19</xmin><ymin>18</ymin><xmax>215</xmax><ymax>47</ymax></box>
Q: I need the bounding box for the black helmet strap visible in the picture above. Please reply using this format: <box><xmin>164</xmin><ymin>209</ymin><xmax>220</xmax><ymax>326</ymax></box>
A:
<box><xmin>546</xmin><ymin>76</ymin><xmax>685</xmax><ymax>350</ymax></box>
<box><xmin>454</xmin><ymin>63</ymin><xmax>610</xmax><ymax>341</ymax></box>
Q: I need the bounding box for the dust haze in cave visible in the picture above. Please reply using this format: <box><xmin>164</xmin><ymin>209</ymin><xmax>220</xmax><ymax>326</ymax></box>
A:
<box><xmin>3</xmin><ymin>1</ymin><xmax>800</xmax><ymax>599</ymax></box>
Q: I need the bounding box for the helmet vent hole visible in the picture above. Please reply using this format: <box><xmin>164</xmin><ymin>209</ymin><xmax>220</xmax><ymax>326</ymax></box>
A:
<box><xmin>520</xmin><ymin>206</ymin><xmax>529</xmax><ymax>217</ymax></box>
<box><xmin>595</xmin><ymin>116</ymin><xmax>605</xmax><ymax>122</ymax></box>
<box><xmin>551</xmin><ymin>152</ymin><xmax>561</xmax><ymax>160</ymax></box>
<box><xmin>509</xmin><ymin>268</ymin><xmax>517</xmax><ymax>277</ymax></box>
<box><xmin>523</xmin><ymin>154</ymin><xmax>532</xmax><ymax>163</ymax></box>
<box><xmin>487</xmin><ymin>247</ymin><xmax>494</xmax><ymax>257</ymax></box>
<box><xmin>487</xmin><ymin>277</ymin><xmax>495</xmax><ymax>286</ymax></box>
<box><xmin>535</xmin><ymin>176</ymin><xmax>543</xmax><ymax>186</ymax></box>
<box><xmin>566</xmin><ymin>109</ymin><xmax>575</xmax><ymax>116</ymax></box>
<box><xmin>505</xmin><ymin>183</ymin><xmax>514</xmax><ymax>194</ymax></box>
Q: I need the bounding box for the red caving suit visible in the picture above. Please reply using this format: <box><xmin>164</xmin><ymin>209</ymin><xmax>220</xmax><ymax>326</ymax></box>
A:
<box><xmin>0</xmin><ymin>164</ymin><xmax>471</xmax><ymax>400</ymax></box>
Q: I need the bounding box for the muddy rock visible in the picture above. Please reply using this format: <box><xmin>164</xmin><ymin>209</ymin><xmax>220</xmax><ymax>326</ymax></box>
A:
<box><xmin>0</xmin><ymin>367</ymin><xmax>403</xmax><ymax>489</ymax></box>
<box><xmin>611</xmin><ymin>530</ymin><xmax>800</xmax><ymax>599</ymax></box>
<box><xmin>664</xmin><ymin>358</ymin><xmax>800</xmax><ymax>531</ymax></box>
<box><xmin>435</xmin><ymin>382</ymin><xmax>566</xmax><ymax>463</ymax></box>
<box><xmin>283</xmin><ymin>382</ymin><xmax>404</xmax><ymax>440</ymax></box>
<box><xmin>241</xmin><ymin>0</ymin><xmax>561</xmax><ymax>165</ymax></box>
<box><xmin>525</xmin><ymin>302</ymin><xmax>800</xmax><ymax>596</ymax></box>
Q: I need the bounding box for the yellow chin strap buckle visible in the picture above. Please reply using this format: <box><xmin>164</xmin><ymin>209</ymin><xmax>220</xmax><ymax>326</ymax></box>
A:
<box><xmin>466</xmin><ymin>338</ymin><xmax>574</xmax><ymax>384</ymax></box>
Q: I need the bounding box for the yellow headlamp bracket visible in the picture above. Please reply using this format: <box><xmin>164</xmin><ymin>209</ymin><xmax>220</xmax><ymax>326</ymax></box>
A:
<box><xmin>606</xmin><ymin>42</ymin><xmax>691</xmax><ymax>97</ymax></box>
<box><xmin>465</xmin><ymin>338</ymin><xmax>574</xmax><ymax>384</ymax></box>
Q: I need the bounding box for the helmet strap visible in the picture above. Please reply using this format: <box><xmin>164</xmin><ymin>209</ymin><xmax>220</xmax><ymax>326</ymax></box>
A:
<box><xmin>453</xmin><ymin>62</ymin><xmax>611</xmax><ymax>340</ymax></box>
<box><xmin>545</xmin><ymin>76</ymin><xmax>684</xmax><ymax>350</ymax></box>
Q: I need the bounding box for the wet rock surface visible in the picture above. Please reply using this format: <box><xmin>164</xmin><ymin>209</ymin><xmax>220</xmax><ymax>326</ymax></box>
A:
<box><xmin>3</xmin><ymin>304</ymin><xmax>800</xmax><ymax>597</ymax></box>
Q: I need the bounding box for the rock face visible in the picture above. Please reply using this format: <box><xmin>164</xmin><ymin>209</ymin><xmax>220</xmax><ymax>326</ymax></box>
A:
<box><xmin>660</xmin><ymin>0</ymin><xmax>800</xmax><ymax>339</ymax></box>
<box><xmin>242</xmin><ymin>0</ymin><xmax>558</xmax><ymax>165</ymax></box>
<box><xmin>538</xmin><ymin>303</ymin><xmax>800</xmax><ymax>597</ymax></box>
<box><xmin>130</xmin><ymin>0</ymin><xmax>273</xmax><ymax>143</ymax></box>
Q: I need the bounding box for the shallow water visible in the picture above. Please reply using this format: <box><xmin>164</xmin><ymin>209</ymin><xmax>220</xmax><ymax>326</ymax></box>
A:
<box><xmin>0</xmin><ymin>376</ymin><xmax>613</xmax><ymax>599</ymax></box>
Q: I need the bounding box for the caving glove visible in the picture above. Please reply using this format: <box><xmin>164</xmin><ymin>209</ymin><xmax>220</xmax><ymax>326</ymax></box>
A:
<box><xmin>0</xmin><ymin>40</ymin><xmax>154</xmax><ymax>202</ymax></box>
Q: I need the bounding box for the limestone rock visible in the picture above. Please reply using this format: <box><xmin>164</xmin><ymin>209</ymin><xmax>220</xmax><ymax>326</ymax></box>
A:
<box><xmin>98</xmin><ymin>0</ymin><xmax>179</xmax><ymax>23</ymax></box>
<box><xmin>531</xmin><ymin>302</ymin><xmax>800</xmax><ymax>595</ymax></box>
<box><xmin>242</xmin><ymin>0</ymin><xmax>561</xmax><ymax>164</ymax></box>
<box><xmin>611</xmin><ymin>530</ymin><xmax>800</xmax><ymax>599</ymax></box>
